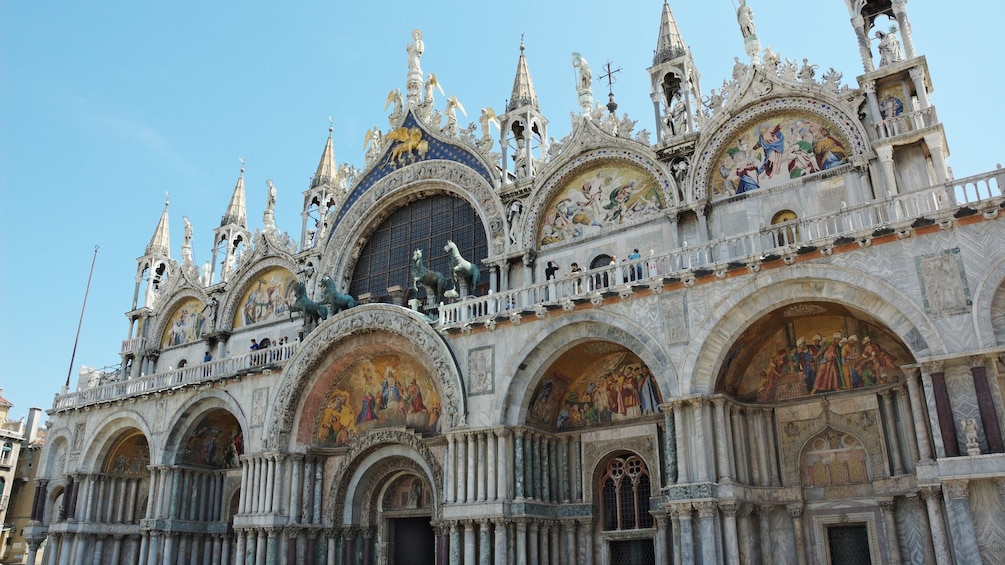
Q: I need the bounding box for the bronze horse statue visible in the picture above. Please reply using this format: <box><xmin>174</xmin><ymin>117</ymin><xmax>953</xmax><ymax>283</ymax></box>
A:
<box><xmin>320</xmin><ymin>275</ymin><xmax>356</xmax><ymax>314</ymax></box>
<box><xmin>289</xmin><ymin>282</ymin><xmax>328</xmax><ymax>326</ymax></box>
<box><xmin>411</xmin><ymin>249</ymin><xmax>446</xmax><ymax>304</ymax></box>
<box><xmin>444</xmin><ymin>240</ymin><xmax>479</xmax><ymax>293</ymax></box>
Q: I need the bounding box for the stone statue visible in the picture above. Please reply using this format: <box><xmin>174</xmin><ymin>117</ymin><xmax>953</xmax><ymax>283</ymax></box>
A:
<box><xmin>443</xmin><ymin>94</ymin><xmax>465</xmax><ymax>136</ymax></box>
<box><xmin>797</xmin><ymin>59</ymin><xmax>818</xmax><ymax>82</ymax></box>
<box><xmin>478</xmin><ymin>108</ymin><xmax>498</xmax><ymax>143</ymax></box>
<box><xmin>407</xmin><ymin>29</ymin><xmax>424</xmax><ymax>74</ymax></box>
<box><xmin>962</xmin><ymin>418</ymin><xmax>981</xmax><ymax>455</ymax></box>
<box><xmin>732</xmin><ymin>56</ymin><xmax>746</xmax><ymax>81</ymax></box>
<box><xmin>737</xmin><ymin>0</ymin><xmax>756</xmax><ymax>40</ymax></box>
<box><xmin>875</xmin><ymin>30</ymin><xmax>903</xmax><ymax>66</ymax></box>
<box><xmin>263</xmin><ymin>180</ymin><xmax>277</xmax><ymax>232</ymax></box>
<box><xmin>183</xmin><ymin>216</ymin><xmax>193</xmax><ymax>247</ymax></box>
<box><xmin>201</xmin><ymin>260</ymin><xmax>212</xmax><ymax>286</ymax></box>
<box><xmin>572</xmin><ymin>52</ymin><xmax>593</xmax><ymax>114</ymax></box>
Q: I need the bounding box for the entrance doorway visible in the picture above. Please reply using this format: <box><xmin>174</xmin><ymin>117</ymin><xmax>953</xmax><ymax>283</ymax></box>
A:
<box><xmin>391</xmin><ymin>517</ymin><xmax>435</xmax><ymax>565</ymax></box>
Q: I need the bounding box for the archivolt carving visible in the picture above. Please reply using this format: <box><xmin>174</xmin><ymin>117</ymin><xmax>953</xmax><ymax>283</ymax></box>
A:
<box><xmin>328</xmin><ymin>428</ymin><xmax>443</xmax><ymax>525</ymax></box>
<box><xmin>357</xmin><ymin>458</ymin><xmax>431</xmax><ymax>527</ymax></box>
<box><xmin>217</xmin><ymin>257</ymin><xmax>300</xmax><ymax>333</ymax></box>
<box><xmin>265</xmin><ymin>305</ymin><xmax>466</xmax><ymax>449</ymax></box>
<box><xmin>321</xmin><ymin>160</ymin><xmax>505</xmax><ymax>280</ymax></box>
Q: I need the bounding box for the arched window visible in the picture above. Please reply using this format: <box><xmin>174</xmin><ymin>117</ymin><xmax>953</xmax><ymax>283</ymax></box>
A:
<box><xmin>771</xmin><ymin>209</ymin><xmax>799</xmax><ymax>246</ymax></box>
<box><xmin>600</xmin><ymin>453</ymin><xmax>653</xmax><ymax>531</ymax></box>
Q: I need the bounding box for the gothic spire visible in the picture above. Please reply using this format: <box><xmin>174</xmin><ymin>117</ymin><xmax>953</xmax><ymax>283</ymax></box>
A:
<box><xmin>506</xmin><ymin>39</ymin><xmax>539</xmax><ymax>112</ymax></box>
<box><xmin>145</xmin><ymin>195</ymin><xmax>171</xmax><ymax>257</ymax></box>
<box><xmin>220</xmin><ymin>162</ymin><xmax>248</xmax><ymax>228</ymax></box>
<box><xmin>312</xmin><ymin>121</ymin><xmax>337</xmax><ymax>189</ymax></box>
<box><xmin>654</xmin><ymin>0</ymin><xmax>687</xmax><ymax>65</ymax></box>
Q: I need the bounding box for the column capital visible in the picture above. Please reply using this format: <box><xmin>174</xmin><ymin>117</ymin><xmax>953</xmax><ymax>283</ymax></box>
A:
<box><xmin>944</xmin><ymin>479</ymin><xmax>970</xmax><ymax>500</ymax></box>
<box><xmin>695</xmin><ymin>501</ymin><xmax>716</xmax><ymax>517</ymax></box>
<box><xmin>861</xmin><ymin>80</ymin><xmax>876</xmax><ymax>94</ymax></box>
<box><xmin>922</xmin><ymin>360</ymin><xmax>944</xmax><ymax>374</ymax></box>
<box><xmin>668</xmin><ymin>502</ymin><xmax>693</xmax><ymax>517</ymax></box>
<box><xmin>756</xmin><ymin>504</ymin><xmax>773</xmax><ymax>517</ymax></box>
<box><xmin>786</xmin><ymin>503</ymin><xmax>804</xmax><ymax>518</ymax></box>
<box><xmin>968</xmin><ymin>355</ymin><xmax>987</xmax><ymax>369</ymax></box>
<box><xmin>876</xmin><ymin>497</ymin><xmax>895</xmax><ymax>512</ymax></box>
<box><xmin>908</xmin><ymin>66</ymin><xmax>926</xmax><ymax>81</ymax></box>
<box><xmin>718</xmin><ymin>501</ymin><xmax>739</xmax><ymax>516</ymax></box>
<box><xmin>920</xmin><ymin>485</ymin><xmax>942</xmax><ymax>500</ymax></box>
<box><xmin>995</xmin><ymin>477</ymin><xmax>1005</xmax><ymax>497</ymax></box>
<box><xmin>902</xmin><ymin>366</ymin><xmax>920</xmax><ymax>378</ymax></box>
<box><xmin>711</xmin><ymin>397</ymin><xmax>727</xmax><ymax>408</ymax></box>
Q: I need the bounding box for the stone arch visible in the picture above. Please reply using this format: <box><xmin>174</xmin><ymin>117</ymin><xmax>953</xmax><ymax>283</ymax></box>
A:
<box><xmin>320</xmin><ymin>161</ymin><xmax>507</xmax><ymax>282</ymax></box>
<box><xmin>160</xmin><ymin>391</ymin><xmax>250</xmax><ymax>466</ymax></box>
<box><xmin>971</xmin><ymin>255</ymin><xmax>1005</xmax><ymax>348</ymax></box>
<box><xmin>327</xmin><ymin>429</ymin><xmax>443</xmax><ymax>526</ymax></box>
<box><xmin>39</xmin><ymin>431</ymin><xmax>70</xmax><ymax>478</ymax></box>
<box><xmin>265</xmin><ymin>305</ymin><xmax>466</xmax><ymax>450</ymax></box>
<box><xmin>149</xmin><ymin>288</ymin><xmax>210</xmax><ymax>350</ymax></box>
<box><xmin>496</xmin><ymin>311</ymin><xmax>676</xmax><ymax>427</ymax></box>
<box><xmin>217</xmin><ymin>258</ymin><xmax>300</xmax><ymax>333</ymax></box>
<box><xmin>522</xmin><ymin>148</ymin><xmax>677</xmax><ymax>250</ymax></box>
<box><xmin>684</xmin><ymin>263</ymin><xmax>945</xmax><ymax>395</ymax></box>
<box><xmin>691</xmin><ymin>95</ymin><xmax>871</xmax><ymax>201</ymax></box>
<box><xmin>78</xmin><ymin>411</ymin><xmax>155</xmax><ymax>474</ymax></box>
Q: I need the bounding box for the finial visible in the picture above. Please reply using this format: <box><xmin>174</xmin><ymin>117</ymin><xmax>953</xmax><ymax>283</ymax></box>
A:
<box><xmin>520</xmin><ymin>33</ymin><xmax>525</xmax><ymax>52</ymax></box>
<box><xmin>239</xmin><ymin>157</ymin><xmax>246</xmax><ymax>175</ymax></box>
<box><xmin>599</xmin><ymin>59</ymin><xmax>621</xmax><ymax>115</ymax></box>
<box><xmin>329</xmin><ymin>116</ymin><xmax>334</xmax><ymax>134</ymax></box>
<box><xmin>164</xmin><ymin>191</ymin><xmax>170</xmax><ymax>207</ymax></box>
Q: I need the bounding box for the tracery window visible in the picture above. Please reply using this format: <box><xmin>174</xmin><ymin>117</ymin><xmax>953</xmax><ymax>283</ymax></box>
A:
<box><xmin>600</xmin><ymin>453</ymin><xmax>653</xmax><ymax>531</ymax></box>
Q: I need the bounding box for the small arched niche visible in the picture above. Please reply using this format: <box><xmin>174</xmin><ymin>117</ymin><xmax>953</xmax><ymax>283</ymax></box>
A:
<box><xmin>801</xmin><ymin>429</ymin><xmax>870</xmax><ymax>487</ymax></box>
<box><xmin>716</xmin><ymin>301</ymin><xmax>913</xmax><ymax>403</ymax></box>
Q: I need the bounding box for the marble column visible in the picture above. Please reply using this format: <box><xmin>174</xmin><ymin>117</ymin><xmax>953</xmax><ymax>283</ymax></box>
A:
<box><xmin>515</xmin><ymin>520</ymin><xmax>527</xmax><ymax>565</ymax></box>
<box><xmin>757</xmin><ymin>505</ymin><xmax>772</xmax><ymax>565</ymax></box>
<box><xmin>880</xmin><ymin>390</ymin><xmax>906</xmax><ymax>475</ymax></box>
<box><xmin>969</xmin><ymin>356</ymin><xmax>1005</xmax><ymax>453</ymax></box>
<box><xmin>477</xmin><ymin>520</ymin><xmax>491</xmax><ymax>565</ymax></box>
<box><xmin>538</xmin><ymin>522</ymin><xmax>549</xmax><ymax>565</ymax></box>
<box><xmin>562</xmin><ymin>520</ymin><xmax>576</xmax><ymax>565</ymax></box>
<box><xmin>497</xmin><ymin>429</ymin><xmax>511</xmax><ymax>501</ymax></box>
<box><xmin>921</xmin><ymin>486</ymin><xmax>951</xmax><ymax>564</ymax></box>
<box><xmin>493</xmin><ymin>519</ymin><xmax>508</xmax><ymax>565</ymax></box>
<box><xmin>877</xmin><ymin>497</ymin><xmax>902</xmax><ymax>565</ymax></box>
<box><xmin>576</xmin><ymin>519</ymin><xmax>592</xmax><ymax>565</ymax></box>
<box><xmin>673</xmin><ymin>503</ymin><xmax>695</xmax><ymax>565</ymax></box>
<box><xmin>445</xmin><ymin>435</ymin><xmax>456</xmax><ymax>504</ymax></box>
<box><xmin>696</xmin><ymin>501</ymin><xmax>717</xmax><ymax>565</ymax></box>
<box><xmin>571</xmin><ymin>436</ymin><xmax>583</xmax><ymax>501</ymax></box>
<box><xmin>457</xmin><ymin>434</ymin><xmax>468</xmax><ymax>504</ymax></box>
<box><xmin>527</xmin><ymin>521</ymin><xmax>539</xmax><ymax>565</ymax></box>
<box><xmin>762</xmin><ymin>409</ymin><xmax>780</xmax><ymax>487</ymax></box>
<box><xmin>904</xmin><ymin>368</ymin><xmax>934</xmax><ymax>461</ymax></box>
<box><xmin>449</xmin><ymin>522</ymin><xmax>461</xmax><ymax>565</ymax></box>
<box><xmin>672</xmin><ymin>402</ymin><xmax>689</xmax><ymax>483</ymax></box>
<box><xmin>531</xmin><ymin>434</ymin><xmax>541</xmax><ymax>500</ymax></box>
<box><xmin>787</xmin><ymin>504</ymin><xmax>807</xmax><ymax>565</ymax></box>
<box><xmin>467</xmin><ymin>433</ymin><xmax>477</xmax><ymax>503</ymax></box>
<box><xmin>894</xmin><ymin>385</ymin><xmax>920</xmax><ymax>468</ymax></box>
<box><xmin>288</xmin><ymin>455</ymin><xmax>303</xmax><ymax>522</ymax></box>
<box><xmin>514</xmin><ymin>430</ymin><xmax>525</xmax><ymax>500</ymax></box>
<box><xmin>737</xmin><ymin>505</ymin><xmax>756</xmax><ymax>565</ymax></box>
<box><xmin>559</xmin><ymin>436</ymin><xmax>570</xmax><ymax>503</ymax></box>
<box><xmin>691</xmin><ymin>399</ymin><xmax>710</xmax><ymax>482</ymax></box>
<box><xmin>944</xmin><ymin>479</ymin><xmax>981</xmax><ymax>563</ymax></box>
<box><xmin>541</xmin><ymin>437</ymin><xmax>551</xmax><ymax>502</ymax></box>
<box><xmin>464</xmin><ymin>522</ymin><xmax>477</xmax><ymax>565</ymax></box>
<box><xmin>925</xmin><ymin>361</ymin><xmax>959</xmax><ymax>457</ymax></box>
<box><xmin>662</xmin><ymin>404</ymin><xmax>678</xmax><ymax>484</ymax></box>
<box><xmin>712</xmin><ymin>398</ymin><xmax>732</xmax><ymax>482</ymax></box>
<box><xmin>720</xmin><ymin>503</ymin><xmax>740</xmax><ymax>565</ymax></box>
<box><xmin>476</xmin><ymin>433</ymin><xmax>486</xmax><ymax>502</ymax></box>
<box><xmin>487</xmin><ymin>430</ymin><xmax>498</xmax><ymax>502</ymax></box>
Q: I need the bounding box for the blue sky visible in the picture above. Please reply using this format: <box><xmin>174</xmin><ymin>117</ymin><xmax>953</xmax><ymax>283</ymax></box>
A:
<box><xmin>2</xmin><ymin>1</ymin><xmax>1002</xmax><ymax>422</ymax></box>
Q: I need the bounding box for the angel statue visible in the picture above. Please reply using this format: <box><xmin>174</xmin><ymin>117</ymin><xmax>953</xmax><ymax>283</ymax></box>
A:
<box><xmin>364</xmin><ymin>126</ymin><xmax>383</xmax><ymax>166</ymax></box>
<box><xmin>384</xmin><ymin>89</ymin><xmax>403</xmax><ymax>127</ymax></box>
<box><xmin>572</xmin><ymin>52</ymin><xmax>593</xmax><ymax>115</ymax></box>
<box><xmin>443</xmin><ymin>95</ymin><xmax>466</xmax><ymax>136</ymax></box>
<box><xmin>263</xmin><ymin>180</ymin><xmax>277</xmax><ymax>232</ymax></box>
<box><xmin>477</xmin><ymin>108</ymin><xmax>499</xmax><ymax>154</ymax></box>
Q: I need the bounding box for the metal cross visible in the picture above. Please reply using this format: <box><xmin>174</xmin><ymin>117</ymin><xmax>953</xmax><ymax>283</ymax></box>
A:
<box><xmin>599</xmin><ymin>59</ymin><xmax>621</xmax><ymax>96</ymax></box>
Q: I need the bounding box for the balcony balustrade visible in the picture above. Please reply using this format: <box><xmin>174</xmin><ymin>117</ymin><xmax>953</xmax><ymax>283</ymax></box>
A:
<box><xmin>52</xmin><ymin>168</ymin><xmax>1004</xmax><ymax>410</ymax></box>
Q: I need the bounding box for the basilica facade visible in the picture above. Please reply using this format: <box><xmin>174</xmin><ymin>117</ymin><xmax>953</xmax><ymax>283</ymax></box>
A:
<box><xmin>23</xmin><ymin>1</ymin><xmax>1005</xmax><ymax>564</ymax></box>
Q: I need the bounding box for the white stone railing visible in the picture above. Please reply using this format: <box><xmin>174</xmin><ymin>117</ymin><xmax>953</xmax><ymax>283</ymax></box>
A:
<box><xmin>120</xmin><ymin>336</ymin><xmax>146</xmax><ymax>354</ymax></box>
<box><xmin>874</xmin><ymin>106</ymin><xmax>938</xmax><ymax>140</ymax></box>
<box><xmin>53</xmin><ymin>343</ymin><xmax>298</xmax><ymax>412</ymax></box>
<box><xmin>440</xmin><ymin>168</ymin><xmax>1003</xmax><ymax>327</ymax></box>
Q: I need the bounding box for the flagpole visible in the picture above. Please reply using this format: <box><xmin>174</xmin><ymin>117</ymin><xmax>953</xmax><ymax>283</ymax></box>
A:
<box><xmin>65</xmin><ymin>245</ymin><xmax>99</xmax><ymax>391</ymax></box>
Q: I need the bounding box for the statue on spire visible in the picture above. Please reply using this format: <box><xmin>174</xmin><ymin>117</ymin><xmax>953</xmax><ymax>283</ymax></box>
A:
<box><xmin>572</xmin><ymin>52</ymin><xmax>593</xmax><ymax>117</ymax></box>
<box><xmin>736</xmin><ymin>0</ymin><xmax>761</xmax><ymax>65</ymax></box>
<box><xmin>263</xmin><ymin>180</ymin><xmax>277</xmax><ymax>233</ymax></box>
<box><xmin>406</xmin><ymin>30</ymin><xmax>425</xmax><ymax>107</ymax></box>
